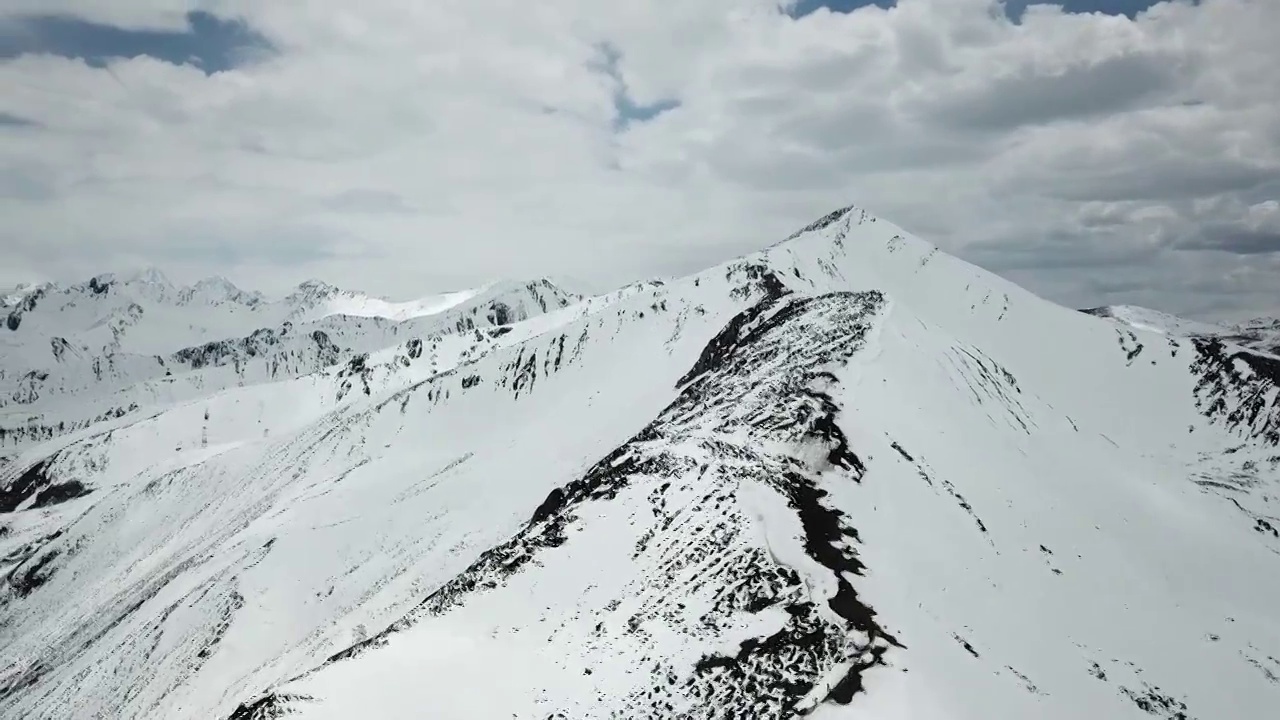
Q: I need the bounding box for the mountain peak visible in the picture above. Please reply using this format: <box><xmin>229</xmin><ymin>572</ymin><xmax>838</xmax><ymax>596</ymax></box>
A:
<box><xmin>775</xmin><ymin>203</ymin><xmax>861</xmax><ymax>247</ymax></box>
<box><xmin>193</xmin><ymin>275</ymin><xmax>239</xmax><ymax>292</ymax></box>
<box><xmin>123</xmin><ymin>266</ymin><xmax>173</xmax><ymax>286</ymax></box>
<box><xmin>179</xmin><ymin>275</ymin><xmax>261</xmax><ymax>307</ymax></box>
<box><xmin>290</xmin><ymin>278</ymin><xmax>344</xmax><ymax>300</ymax></box>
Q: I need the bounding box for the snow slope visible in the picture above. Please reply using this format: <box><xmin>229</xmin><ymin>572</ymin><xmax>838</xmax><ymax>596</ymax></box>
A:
<box><xmin>1084</xmin><ymin>304</ymin><xmax>1280</xmax><ymax>357</ymax></box>
<box><xmin>1079</xmin><ymin>304</ymin><xmax>1230</xmax><ymax>338</ymax></box>
<box><xmin>286</xmin><ymin>285</ymin><xmax>485</xmax><ymax>324</ymax></box>
<box><xmin>2</xmin><ymin>207</ymin><xmax>1279</xmax><ymax>720</ymax></box>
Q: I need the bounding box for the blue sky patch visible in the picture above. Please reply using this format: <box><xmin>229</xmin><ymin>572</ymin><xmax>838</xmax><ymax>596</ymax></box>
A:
<box><xmin>592</xmin><ymin>42</ymin><xmax>681</xmax><ymax>132</ymax></box>
<box><xmin>0</xmin><ymin>11</ymin><xmax>273</xmax><ymax>73</ymax></box>
<box><xmin>787</xmin><ymin>1</ymin><xmax>1175</xmax><ymax>21</ymax></box>
<box><xmin>786</xmin><ymin>0</ymin><xmax>894</xmax><ymax>19</ymax></box>
<box><xmin>1005</xmin><ymin>0</ymin><xmax>1177</xmax><ymax>21</ymax></box>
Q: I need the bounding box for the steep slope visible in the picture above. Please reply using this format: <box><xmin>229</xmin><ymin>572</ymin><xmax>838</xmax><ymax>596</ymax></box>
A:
<box><xmin>0</xmin><ymin>267</ymin><xmax>723</xmax><ymax>718</ymax></box>
<box><xmin>2</xmin><ymin>207</ymin><xmax>1278</xmax><ymax>719</ymax></box>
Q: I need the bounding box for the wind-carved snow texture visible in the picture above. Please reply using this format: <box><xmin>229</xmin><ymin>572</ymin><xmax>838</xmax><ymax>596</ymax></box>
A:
<box><xmin>889</xmin><ymin>441</ymin><xmax>989</xmax><ymax>538</ymax></box>
<box><xmin>231</xmin><ymin>282</ymin><xmax>899</xmax><ymax>719</ymax></box>
<box><xmin>943</xmin><ymin>346</ymin><xmax>1033</xmax><ymax>436</ymax></box>
<box><xmin>4</xmin><ymin>204</ymin><xmax>1280</xmax><ymax>719</ymax></box>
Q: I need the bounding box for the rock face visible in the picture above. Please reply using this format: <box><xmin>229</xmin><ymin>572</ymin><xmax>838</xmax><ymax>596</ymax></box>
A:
<box><xmin>3</xmin><ymin>207</ymin><xmax>1280</xmax><ymax>720</ymax></box>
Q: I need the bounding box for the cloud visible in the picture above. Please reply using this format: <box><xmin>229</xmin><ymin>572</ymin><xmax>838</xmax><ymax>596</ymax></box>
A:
<box><xmin>1172</xmin><ymin>199</ymin><xmax>1280</xmax><ymax>255</ymax></box>
<box><xmin>1186</xmin><ymin>229</ymin><xmax>1280</xmax><ymax>255</ymax></box>
<box><xmin>0</xmin><ymin>111</ymin><xmax>38</xmax><ymax>126</ymax></box>
<box><xmin>914</xmin><ymin>50</ymin><xmax>1185</xmax><ymax>131</ymax></box>
<box><xmin>322</xmin><ymin>189</ymin><xmax>414</xmax><ymax>215</ymax></box>
<box><xmin>0</xmin><ymin>0</ymin><xmax>1278</xmax><ymax>321</ymax></box>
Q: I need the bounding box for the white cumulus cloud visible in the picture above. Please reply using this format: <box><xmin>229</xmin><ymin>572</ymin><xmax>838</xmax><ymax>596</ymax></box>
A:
<box><xmin>0</xmin><ymin>0</ymin><xmax>1277</xmax><ymax>319</ymax></box>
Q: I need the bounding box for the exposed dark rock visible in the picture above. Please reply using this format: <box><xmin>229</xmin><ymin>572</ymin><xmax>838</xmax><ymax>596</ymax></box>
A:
<box><xmin>3</xmin><ymin>287</ymin><xmax>47</xmax><ymax>331</ymax></box>
<box><xmin>1120</xmin><ymin>683</ymin><xmax>1193</xmax><ymax>720</ymax></box>
<box><xmin>488</xmin><ymin>301</ymin><xmax>513</xmax><ymax>326</ymax></box>
<box><xmin>1191</xmin><ymin>338</ymin><xmax>1280</xmax><ymax>446</ymax></box>
<box><xmin>87</xmin><ymin>276</ymin><xmax>113</xmax><ymax>295</ymax></box>
<box><xmin>50</xmin><ymin>337</ymin><xmax>72</xmax><ymax>363</ymax></box>
<box><xmin>953</xmin><ymin>634</ymin><xmax>980</xmax><ymax>658</ymax></box>
<box><xmin>227</xmin><ymin>692</ymin><xmax>315</xmax><ymax>719</ymax></box>
<box><xmin>29</xmin><ymin>479</ymin><xmax>91</xmax><ymax>509</ymax></box>
<box><xmin>1</xmin><ymin>457</ymin><xmax>92</xmax><ymax>513</ymax></box>
<box><xmin>406</xmin><ymin>338</ymin><xmax>423</xmax><ymax>359</ymax></box>
<box><xmin>336</xmin><ymin>353</ymin><xmax>374</xmax><ymax>400</ymax></box>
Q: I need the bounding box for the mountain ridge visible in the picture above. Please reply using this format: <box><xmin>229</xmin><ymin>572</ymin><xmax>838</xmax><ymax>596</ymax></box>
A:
<box><xmin>1082</xmin><ymin>304</ymin><xmax>1280</xmax><ymax>357</ymax></box>
<box><xmin>2</xmin><ymin>205</ymin><xmax>1278</xmax><ymax>719</ymax></box>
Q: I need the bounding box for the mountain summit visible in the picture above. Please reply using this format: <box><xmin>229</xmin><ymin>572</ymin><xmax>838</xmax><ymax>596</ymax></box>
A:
<box><xmin>2</xmin><ymin>207</ymin><xmax>1278</xmax><ymax>719</ymax></box>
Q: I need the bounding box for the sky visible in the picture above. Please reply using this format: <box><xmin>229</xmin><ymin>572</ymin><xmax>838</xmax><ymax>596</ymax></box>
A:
<box><xmin>0</xmin><ymin>0</ymin><xmax>1277</xmax><ymax>321</ymax></box>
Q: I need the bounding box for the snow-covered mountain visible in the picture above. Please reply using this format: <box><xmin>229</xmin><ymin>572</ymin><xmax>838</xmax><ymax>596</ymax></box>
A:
<box><xmin>1230</xmin><ymin>318</ymin><xmax>1280</xmax><ymax>356</ymax></box>
<box><xmin>1082</xmin><ymin>304</ymin><xmax>1280</xmax><ymax>357</ymax></box>
<box><xmin>1078</xmin><ymin>305</ymin><xmax>1230</xmax><ymax>338</ymax></box>
<box><xmin>2</xmin><ymin>207</ymin><xmax>1278</xmax><ymax>719</ymax></box>
<box><xmin>0</xmin><ymin>273</ymin><xmax>576</xmax><ymax>453</ymax></box>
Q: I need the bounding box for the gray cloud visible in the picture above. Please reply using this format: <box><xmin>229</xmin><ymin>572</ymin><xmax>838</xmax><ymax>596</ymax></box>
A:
<box><xmin>1177</xmin><ymin>228</ymin><xmax>1280</xmax><ymax>255</ymax></box>
<box><xmin>0</xmin><ymin>0</ymin><xmax>1277</xmax><ymax>321</ymax></box>
<box><xmin>0</xmin><ymin>111</ymin><xmax>38</xmax><ymax>127</ymax></box>
<box><xmin>962</xmin><ymin>232</ymin><xmax>1163</xmax><ymax>272</ymax></box>
<box><xmin>0</xmin><ymin>162</ymin><xmax>57</xmax><ymax>201</ymax></box>
<box><xmin>1028</xmin><ymin>158</ymin><xmax>1277</xmax><ymax>203</ymax></box>
<box><xmin>153</xmin><ymin>225</ymin><xmax>347</xmax><ymax>265</ymax></box>
<box><xmin>915</xmin><ymin>51</ymin><xmax>1186</xmax><ymax>132</ymax></box>
<box><xmin>322</xmin><ymin>189</ymin><xmax>413</xmax><ymax>215</ymax></box>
